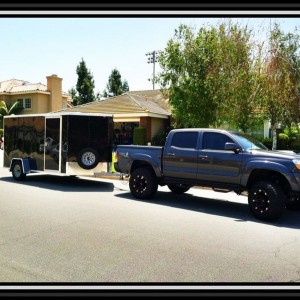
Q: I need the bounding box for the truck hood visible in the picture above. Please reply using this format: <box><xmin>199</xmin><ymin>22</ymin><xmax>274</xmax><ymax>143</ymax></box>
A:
<box><xmin>250</xmin><ymin>149</ymin><xmax>300</xmax><ymax>160</ymax></box>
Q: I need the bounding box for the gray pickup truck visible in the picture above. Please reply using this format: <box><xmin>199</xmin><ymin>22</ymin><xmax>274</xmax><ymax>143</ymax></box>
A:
<box><xmin>114</xmin><ymin>128</ymin><xmax>300</xmax><ymax>221</ymax></box>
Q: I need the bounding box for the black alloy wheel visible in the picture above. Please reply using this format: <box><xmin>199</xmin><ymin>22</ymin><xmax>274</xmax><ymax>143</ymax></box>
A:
<box><xmin>129</xmin><ymin>167</ymin><xmax>158</xmax><ymax>199</ymax></box>
<box><xmin>248</xmin><ymin>181</ymin><xmax>286</xmax><ymax>221</ymax></box>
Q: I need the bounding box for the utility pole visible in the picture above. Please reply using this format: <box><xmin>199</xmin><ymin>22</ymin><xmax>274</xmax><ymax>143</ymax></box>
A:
<box><xmin>146</xmin><ymin>50</ymin><xmax>159</xmax><ymax>90</ymax></box>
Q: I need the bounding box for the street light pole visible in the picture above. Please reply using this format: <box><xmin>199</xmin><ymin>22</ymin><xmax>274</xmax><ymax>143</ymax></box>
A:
<box><xmin>146</xmin><ymin>50</ymin><xmax>158</xmax><ymax>90</ymax></box>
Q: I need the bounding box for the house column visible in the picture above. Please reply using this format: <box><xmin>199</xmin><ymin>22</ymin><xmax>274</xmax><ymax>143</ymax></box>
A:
<box><xmin>47</xmin><ymin>74</ymin><xmax>63</xmax><ymax>112</ymax></box>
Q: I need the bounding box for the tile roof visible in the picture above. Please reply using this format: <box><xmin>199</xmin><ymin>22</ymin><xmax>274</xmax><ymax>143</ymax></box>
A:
<box><xmin>0</xmin><ymin>79</ymin><xmax>48</xmax><ymax>93</ymax></box>
<box><xmin>61</xmin><ymin>90</ymin><xmax>171</xmax><ymax>116</ymax></box>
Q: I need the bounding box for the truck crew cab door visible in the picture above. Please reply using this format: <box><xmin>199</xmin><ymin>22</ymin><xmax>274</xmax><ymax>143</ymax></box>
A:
<box><xmin>163</xmin><ymin>131</ymin><xmax>199</xmax><ymax>180</ymax></box>
<box><xmin>197</xmin><ymin>132</ymin><xmax>243</xmax><ymax>185</ymax></box>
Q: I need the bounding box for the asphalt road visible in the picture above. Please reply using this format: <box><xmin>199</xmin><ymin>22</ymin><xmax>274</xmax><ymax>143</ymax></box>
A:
<box><xmin>1</xmin><ymin>150</ymin><xmax>300</xmax><ymax>287</ymax></box>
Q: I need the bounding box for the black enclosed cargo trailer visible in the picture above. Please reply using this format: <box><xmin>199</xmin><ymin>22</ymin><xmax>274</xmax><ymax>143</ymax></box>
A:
<box><xmin>3</xmin><ymin>112</ymin><xmax>114</xmax><ymax>180</ymax></box>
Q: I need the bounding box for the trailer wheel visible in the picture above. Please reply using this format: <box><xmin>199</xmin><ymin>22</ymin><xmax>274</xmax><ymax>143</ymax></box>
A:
<box><xmin>168</xmin><ymin>184</ymin><xmax>190</xmax><ymax>194</ymax></box>
<box><xmin>129</xmin><ymin>167</ymin><xmax>158</xmax><ymax>199</ymax></box>
<box><xmin>248</xmin><ymin>181</ymin><xmax>286</xmax><ymax>221</ymax></box>
<box><xmin>12</xmin><ymin>161</ymin><xmax>26</xmax><ymax>181</ymax></box>
<box><xmin>77</xmin><ymin>147</ymin><xmax>99</xmax><ymax>170</ymax></box>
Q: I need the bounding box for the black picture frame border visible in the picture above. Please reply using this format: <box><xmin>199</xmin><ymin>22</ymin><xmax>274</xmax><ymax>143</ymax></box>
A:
<box><xmin>1</xmin><ymin>2</ymin><xmax>300</xmax><ymax>298</ymax></box>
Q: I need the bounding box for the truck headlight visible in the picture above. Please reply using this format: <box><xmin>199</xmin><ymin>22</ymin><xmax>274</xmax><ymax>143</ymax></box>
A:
<box><xmin>293</xmin><ymin>159</ymin><xmax>300</xmax><ymax>169</ymax></box>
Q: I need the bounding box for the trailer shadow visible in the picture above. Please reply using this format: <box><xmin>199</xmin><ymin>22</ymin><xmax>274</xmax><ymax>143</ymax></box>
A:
<box><xmin>115</xmin><ymin>190</ymin><xmax>300</xmax><ymax>229</ymax></box>
<box><xmin>0</xmin><ymin>174</ymin><xmax>114</xmax><ymax>192</ymax></box>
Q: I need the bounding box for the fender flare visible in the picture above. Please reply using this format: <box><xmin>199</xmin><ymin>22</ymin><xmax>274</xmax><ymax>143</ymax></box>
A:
<box><xmin>241</xmin><ymin>160</ymin><xmax>293</xmax><ymax>187</ymax></box>
<box><xmin>129</xmin><ymin>153</ymin><xmax>161</xmax><ymax>177</ymax></box>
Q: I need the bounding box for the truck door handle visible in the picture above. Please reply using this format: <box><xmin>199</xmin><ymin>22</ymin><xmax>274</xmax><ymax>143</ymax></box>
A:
<box><xmin>199</xmin><ymin>155</ymin><xmax>208</xmax><ymax>159</ymax></box>
<box><xmin>166</xmin><ymin>152</ymin><xmax>175</xmax><ymax>156</ymax></box>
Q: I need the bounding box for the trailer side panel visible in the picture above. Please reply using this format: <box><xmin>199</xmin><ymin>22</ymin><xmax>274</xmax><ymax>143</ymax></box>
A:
<box><xmin>4</xmin><ymin>116</ymin><xmax>45</xmax><ymax>171</ymax></box>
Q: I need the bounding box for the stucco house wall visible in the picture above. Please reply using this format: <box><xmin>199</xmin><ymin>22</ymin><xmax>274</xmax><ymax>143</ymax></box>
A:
<box><xmin>0</xmin><ymin>74</ymin><xmax>71</xmax><ymax>115</ymax></box>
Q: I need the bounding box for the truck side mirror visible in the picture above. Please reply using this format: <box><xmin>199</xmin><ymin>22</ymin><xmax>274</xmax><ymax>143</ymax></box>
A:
<box><xmin>225</xmin><ymin>142</ymin><xmax>240</xmax><ymax>153</ymax></box>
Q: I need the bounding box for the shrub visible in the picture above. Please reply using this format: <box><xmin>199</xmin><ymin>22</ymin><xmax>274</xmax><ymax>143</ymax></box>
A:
<box><xmin>261</xmin><ymin>134</ymin><xmax>292</xmax><ymax>150</ymax></box>
<box><xmin>261</xmin><ymin>137</ymin><xmax>272</xmax><ymax>149</ymax></box>
<box><xmin>278</xmin><ymin>133</ymin><xmax>290</xmax><ymax>150</ymax></box>
<box><xmin>133</xmin><ymin>127</ymin><xmax>147</xmax><ymax>145</ymax></box>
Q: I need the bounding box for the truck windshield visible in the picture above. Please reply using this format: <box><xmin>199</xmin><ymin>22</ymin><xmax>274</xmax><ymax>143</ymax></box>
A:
<box><xmin>230</xmin><ymin>132</ymin><xmax>269</xmax><ymax>151</ymax></box>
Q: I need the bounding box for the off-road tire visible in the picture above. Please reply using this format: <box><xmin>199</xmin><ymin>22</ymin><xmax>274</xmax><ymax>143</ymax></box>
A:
<box><xmin>168</xmin><ymin>184</ymin><xmax>190</xmax><ymax>194</ymax></box>
<box><xmin>248</xmin><ymin>181</ymin><xmax>286</xmax><ymax>221</ymax></box>
<box><xmin>129</xmin><ymin>167</ymin><xmax>158</xmax><ymax>199</ymax></box>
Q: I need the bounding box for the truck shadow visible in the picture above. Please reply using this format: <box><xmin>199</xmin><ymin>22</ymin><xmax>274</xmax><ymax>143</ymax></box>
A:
<box><xmin>0</xmin><ymin>175</ymin><xmax>115</xmax><ymax>192</ymax></box>
<box><xmin>115</xmin><ymin>190</ymin><xmax>300</xmax><ymax>229</ymax></box>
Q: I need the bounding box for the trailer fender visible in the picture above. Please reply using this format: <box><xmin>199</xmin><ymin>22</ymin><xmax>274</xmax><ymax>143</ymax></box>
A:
<box><xmin>9</xmin><ymin>158</ymin><xmax>37</xmax><ymax>174</ymax></box>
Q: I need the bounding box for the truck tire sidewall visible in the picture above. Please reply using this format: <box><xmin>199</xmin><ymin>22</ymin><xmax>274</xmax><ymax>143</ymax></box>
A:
<box><xmin>168</xmin><ymin>184</ymin><xmax>190</xmax><ymax>194</ymax></box>
<box><xmin>129</xmin><ymin>168</ymin><xmax>158</xmax><ymax>199</ymax></box>
<box><xmin>248</xmin><ymin>181</ymin><xmax>286</xmax><ymax>221</ymax></box>
<box><xmin>77</xmin><ymin>147</ymin><xmax>99</xmax><ymax>170</ymax></box>
<box><xmin>12</xmin><ymin>161</ymin><xmax>26</xmax><ymax>181</ymax></box>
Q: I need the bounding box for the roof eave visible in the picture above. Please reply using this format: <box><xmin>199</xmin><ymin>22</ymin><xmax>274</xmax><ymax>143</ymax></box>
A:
<box><xmin>113</xmin><ymin>112</ymin><xmax>170</xmax><ymax>119</ymax></box>
<box><xmin>0</xmin><ymin>91</ymin><xmax>51</xmax><ymax>95</ymax></box>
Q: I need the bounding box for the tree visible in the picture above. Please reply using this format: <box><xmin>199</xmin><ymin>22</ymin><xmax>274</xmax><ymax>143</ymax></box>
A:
<box><xmin>0</xmin><ymin>100</ymin><xmax>23</xmax><ymax>128</ymax></box>
<box><xmin>122</xmin><ymin>80</ymin><xmax>129</xmax><ymax>93</ymax></box>
<box><xmin>210</xmin><ymin>23</ymin><xmax>262</xmax><ymax>132</ymax></box>
<box><xmin>157</xmin><ymin>22</ymin><xmax>259</xmax><ymax>130</ymax></box>
<box><xmin>72</xmin><ymin>58</ymin><xmax>96</xmax><ymax>106</ymax></box>
<box><xmin>261</xmin><ymin>24</ymin><xmax>300</xmax><ymax>149</ymax></box>
<box><xmin>158</xmin><ymin>24</ymin><xmax>218</xmax><ymax>128</ymax></box>
<box><xmin>104</xmin><ymin>68</ymin><xmax>129</xmax><ymax>97</ymax></box>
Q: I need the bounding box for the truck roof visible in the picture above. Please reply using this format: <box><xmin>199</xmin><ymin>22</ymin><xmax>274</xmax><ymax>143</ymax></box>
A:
<box><xmin>170</xmin><ymin>128</ymin><xmax>237</xmax><ymax>134</ymax></box>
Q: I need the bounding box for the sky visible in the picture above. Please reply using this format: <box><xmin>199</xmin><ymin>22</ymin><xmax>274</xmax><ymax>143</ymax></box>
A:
<box><xmin>0</xmin><ymin>13</ymin><xmax>300</xmax><ymax>95</ymax></box>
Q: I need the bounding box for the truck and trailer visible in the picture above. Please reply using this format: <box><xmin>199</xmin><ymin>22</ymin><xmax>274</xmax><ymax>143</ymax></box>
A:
<box><xmin>3</xmin><ymin>114</ymin><xmax>300</xmax><ymax>222</ymax></box>
<box><xmin>3</xmin><ymin>112</ymin><xmax>113</xmax><ymax>180</ymax></box>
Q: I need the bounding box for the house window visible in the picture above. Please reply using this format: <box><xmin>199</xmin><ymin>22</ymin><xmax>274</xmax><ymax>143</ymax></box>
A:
<box><xmin>17</xmin><ymin>98</ymin><xmax>32</xmax><ymax>109</ymax></box>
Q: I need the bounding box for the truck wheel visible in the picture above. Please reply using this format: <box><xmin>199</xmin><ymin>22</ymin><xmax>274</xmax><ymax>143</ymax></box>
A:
<box><xmin>248</xmin><ymin>181</ymin><xmax>286</xmax><ymax>221</ymax></box>
<box><xmin>168</xmin><ymin>184</ymin><xmax>190</xmax><ymax>194</ymax></box>
<box><xmin>77</xmin><ymin>148</ymin><xmax>99</xmax><ymax>170</ymax></box>
<box><xmin>129</xmin><ymin>168</ymin><xmax>158</xmax><ymax>199</ymax></box>
<box><xmin>12</xmin><ymin>161</ymin><xmax>26</xmax><ymax>181</ymax></box>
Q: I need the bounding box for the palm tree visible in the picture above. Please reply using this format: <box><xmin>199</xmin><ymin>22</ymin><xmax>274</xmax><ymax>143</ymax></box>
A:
<box><xmin>0</xmin><ymin>100</ymin><xmax>23</xmax><ymax>128</ymax></box>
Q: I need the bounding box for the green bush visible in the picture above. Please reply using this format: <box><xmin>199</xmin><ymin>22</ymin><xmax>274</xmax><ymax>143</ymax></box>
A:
<box><xmin>261</xmin><ymin>134</ymin><xmax>293</xmax><ymax>150</ymax></box>
<box><xmin>133</xmin><ymin>127</ymin><xmax>147</xmax><ymax>145</ymax></box>
<box><xmin>278</xmin><ymin>133</ymin><xmax>290</xmax><ymax>150</ymax></box>
<box><xmin>0</xmin><ymin>128</ymin><xmax>3</xmax><ymax>137</ymax></box>
<box><xmin>261</xmin><ymin>137</ymin><xmax>272</xmax><ymax>149</ymax></box>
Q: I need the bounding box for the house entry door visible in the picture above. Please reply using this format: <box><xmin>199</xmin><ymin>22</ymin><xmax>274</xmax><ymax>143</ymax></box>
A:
<box><xmin>44</xmin><ymin>117</ymin><xmax>62</xmax><ymax>172</ymax></box>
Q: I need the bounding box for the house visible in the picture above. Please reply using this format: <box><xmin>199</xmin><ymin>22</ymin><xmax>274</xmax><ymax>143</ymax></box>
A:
<box><xmin>0</xmin><ymin>74</ymin><xmax>72</xmax><ymax>114</ymax></box>
<box><xmin>59</xmin><ymin>88</ymin><xmax>273</xmax><ymax>144</ymax></box>
<box><xmin>59</xmin><ymin>90</ymin><xmax>171</xmax><ymax>144</ymax></box>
